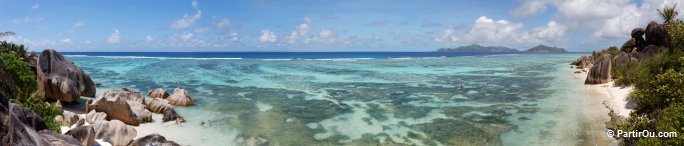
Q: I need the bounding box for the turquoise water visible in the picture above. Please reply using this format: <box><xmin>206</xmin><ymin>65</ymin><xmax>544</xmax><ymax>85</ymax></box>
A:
<box><xmin>68</xmin><ymin>53</ymin><xmax>587</xmax><ymax>145</ymax></box>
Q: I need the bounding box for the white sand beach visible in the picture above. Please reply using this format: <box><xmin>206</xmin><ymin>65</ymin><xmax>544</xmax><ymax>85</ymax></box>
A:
<box><xmin>572</xmin><ymin>67</ymin><xmax>634</xmax><ymax>146</ymax></box>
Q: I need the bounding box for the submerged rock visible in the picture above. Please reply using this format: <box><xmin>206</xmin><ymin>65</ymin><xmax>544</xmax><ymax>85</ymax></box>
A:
<box><xmin>236</xmin><ymin>135</ymin><xmax>269</xmax><ymax>146</ymax></box>
<box><xmin>36</xmin><ymin>49</ymin><xmax>96</xmax><ymax>102</ymax></box>
<box><xmin>167</xmin><ymin>88</ymin><xmax>195</xmax><ymax>106</ymax></box>
<box><xmin>162</xmin><ymin>109</ymin><xmax>184</xmax><ymax>123</ymax></box>
<box><xmin>130</xmin><ymin>133</ymin><xmax>180</xmax><ymax>146</ymax></box>
<box><xmin>148</xmin><ymin>88</ymin><xmax>170</xmax><ymax>99</ymax></box>
<box><xmin>92</xmin><ymin>120</ymin><xmax>137</xmax><ymax>146</ymax></box>
<box><xmin>65</xmin><ymin>125</ymin><xmax>96</xmax><ymax>146</ymax></box>
<box><xmin>585</xmin><ymin>56</ymin><xmax>612</xmax><ymax>84</ymax></box>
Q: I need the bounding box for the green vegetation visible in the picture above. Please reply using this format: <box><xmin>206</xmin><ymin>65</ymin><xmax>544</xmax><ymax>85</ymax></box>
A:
<box><xmin>0</xmin><ymin>41</ymin><xmax>61</xmax><ymax>132</ymax></box>
<box><xmin>591</xmin><ymin>46</ymin><xmax>619</xmax><ymax>59</ymax></box>
<box><xmin>613</xmin><ymin>60</ymin><xmax>639</xmax><ymax>86</ymax></box>
<box><xmin>0</xmin><ymin>31</ymin><xmax>15</xmax><ymax>37</ymax></box>
<box><xmin>658</xmin><ymin>4</ymin><xmax>679</xmax><ymax>24</ymax></box>
<box><xmin>615</xmin><ymin>6</ymin><xmax>684</xmax><ymax>145</ymax></box>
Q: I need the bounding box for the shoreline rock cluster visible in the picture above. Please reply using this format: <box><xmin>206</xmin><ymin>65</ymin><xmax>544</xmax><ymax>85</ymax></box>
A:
<box><xmin>1</xmin><ymin>49</ymin><xmax>196</xmax><ymax>145</ymax></box>
<box><xmin>572</xmin><ymin>21</ymin><xmax>670</xmax><ymax>85</ymax></box>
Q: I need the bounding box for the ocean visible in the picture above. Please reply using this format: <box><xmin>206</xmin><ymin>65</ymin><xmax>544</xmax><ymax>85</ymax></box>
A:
<box><xmin>64</xmin><ymin>52</ymin><xmax>590</xmax><ymax>145</ymax></box>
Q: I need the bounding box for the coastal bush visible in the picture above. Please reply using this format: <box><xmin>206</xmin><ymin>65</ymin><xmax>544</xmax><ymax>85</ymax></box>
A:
<box><xmin>0</xmin><ymin>53</ymin><xmax>35</xmax><ymax>99</ymax></box>
<box><xmin>630</xmin><ymin>54</ymin><xmax>684</xmax><ymax>114</ymax></box>
<box><xmin>605</xmin><ymin>46</ymin><xmax>620</xmax><ymax>58</ymax></box>
<box><xmin>0</xmin><ymin>42</ymin><xmax>61</xmax><ymax>132</ymax></box>
<box><xmin>0</xmin><ymin>41</ymin><xmax>29</xmax><ymax>61</ymax></box>
<box><xmin>613</xmin><ymin>60</ymin><xmax>639</xmax><ymax>86</ymax></box>
<box><xmin>655</xmin><ymin>103</ymin><xmax>684</xmax><ymax>145</ymax></box>
<box><xmin>666</xmin><ymin>21</ymin><xmax>684</xmax><ymax>52</ymax></box>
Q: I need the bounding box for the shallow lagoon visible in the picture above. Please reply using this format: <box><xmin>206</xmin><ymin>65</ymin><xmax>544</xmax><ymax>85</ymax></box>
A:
<box><xmin>68</xmin><ymin>53</ymin><xmax>587</xmax><ymax>145</ymax></box>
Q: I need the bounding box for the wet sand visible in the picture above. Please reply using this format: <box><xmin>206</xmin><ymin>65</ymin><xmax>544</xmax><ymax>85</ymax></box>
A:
<box><xmin>573</xmin><ymin>68</ymin><xmax>633</xmax><ymax>146</ymax></box>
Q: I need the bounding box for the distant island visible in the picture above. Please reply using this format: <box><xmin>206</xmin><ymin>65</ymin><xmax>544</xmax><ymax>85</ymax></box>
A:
<box><xmin>436</xmin><ymin>44</ymin><xmax>567</xmax><ymax>52</ymax></box>
<box><xmin>436</xmin><ymin>44</ymin><xmax>519</xmax><ymax>52</ymax></box>
<box><xmin>525</xmin><ymin>45</ymin><xmax>568</xmax><ymax>52</ymax></box>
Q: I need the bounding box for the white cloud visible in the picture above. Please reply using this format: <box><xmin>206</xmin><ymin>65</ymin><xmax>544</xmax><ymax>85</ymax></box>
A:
<box><xmin>170</xmin><ymin>10</ymin><xmax>202</xmax><ymax>29</ymax></box>
<box><xmin>11</xmin><ymin>16</ymin><xmax>43</xmax><ymax>24</ymax></box>
<box><xmin>194</xmin><ymin>27</ymin><xmax>210</xmax><ymax>33</ymax></box>
<box><xmin>31</xmin><ymin>4</ymin><xmax>40</xmax><ymax>10</ymax></box>
<box><xmin>1</xmin><ymin>36</ymin><xmax>80</xmax><ymax>49</ymax></box>
<box><xmin>61</xmin><ymin>38</ymin><xmax>72</xmax><ymax>44</ymax></box>
<box><xmin>230</xmin><ymin>32</ymin><xmax>238</xmax><ymax>42</ymax></box>
<box><xmin>511</xmin><ymin>0</ymin><xmax>547</xmax><ymax>17</ymax></box>
<box><xmin>454</xmin><ymin>16</ymin><xmax>566</xmax><ymax>48</ymax></box>
<box><xmin>513</xmin><ymin>0</ymin><xmax>683</xmax><ymax>41</ymax></box>
<box><xmin>107</xmin><ymin>29</ymin><xmax>120</xmax><ymax>44</ymax></box>
<box><xmin>73</xmin><ymin>21</ymin><xmax>85</xmax><ymax>28</ymax></box>
<box><xmin>217</xmin><ymin>18</ymin><xmax>230</xmax><ymax>28</ymax></box>
<box><xmin>532</xmin><ymin>21</ymin><xmax>567</xmax><ymax>43</ymax></box>
<box><xmin>461</xmin><ymin>16</ymin><xmax>525</xmax><ymax>45</ymax></box>
<box><xmin>285</xmin><ymin>17</ymin><xmax>311</xmax><ymax>44</ymax></box>
<box><xmin>259</xmin><ymin>30</ymin><xmax>277</xmax><ymax>43</ymax></box>
<box><xmin>180</xmin><ymin>33</ymin><xmax>193</xmax><ymax>41</ymax></box>
<box><xmin>192</xmin><ymin>0</ymin><xmax>198</xmax><ymax>9</ymax></box>
<box><xmin>434</xmin><ymin>25</ymin><xmax>459</xmax><ymax>42</ymax></box>
<box><xmin>145</xmin><ymin>35</ymin><xmax>153</xmax><ymax>43</ymax></box>
<box><xmin>315</xmin><ymin>29</ymin><xmax>336</xmax><ymax>43</ymax></box>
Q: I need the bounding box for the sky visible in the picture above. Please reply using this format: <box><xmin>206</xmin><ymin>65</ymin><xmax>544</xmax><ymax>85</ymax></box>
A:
<box><xmin>0</xmin><ymin>0</ymin><xmax>682</xmax><ymax>52</ymax></box>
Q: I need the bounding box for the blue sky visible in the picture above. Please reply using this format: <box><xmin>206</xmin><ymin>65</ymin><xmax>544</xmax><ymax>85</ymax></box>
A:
<box><xmin>0</xmin><ymin>0</ymin><xmax>681</xmax><ymax>52</ymax></box>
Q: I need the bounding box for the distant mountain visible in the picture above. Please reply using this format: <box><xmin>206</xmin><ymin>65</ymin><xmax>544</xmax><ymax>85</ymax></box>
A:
<box><xmin>525</xmin><ymin>45</ymin><xmax>567</xmax><ymax>52</ymax></box>
<box><xmin>436</xmin><ymin>44</ymin><xmax>520</xmax><ymax>52</ymax></box>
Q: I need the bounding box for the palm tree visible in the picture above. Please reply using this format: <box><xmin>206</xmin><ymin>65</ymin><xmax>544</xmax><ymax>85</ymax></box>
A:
<box><xmin>0</xmin><ymin>31</ymin><xmax>16</xmax><ymax>38</ymax></box>
<box><xmin>658</xmin><ymin>4</ymin><xmax>679</xmax><ymax>24</ymax></box>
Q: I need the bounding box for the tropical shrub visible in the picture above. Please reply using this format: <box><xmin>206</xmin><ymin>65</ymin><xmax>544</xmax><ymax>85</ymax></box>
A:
<box><xmin>0</xmin><ymin>41</ymin><xmax>61</xmax><ymax>132</ymax></box>
<box><xmin>613</xmin><ymin>60</ymin><xmax>640</xmax><ymax>86</ymax></box>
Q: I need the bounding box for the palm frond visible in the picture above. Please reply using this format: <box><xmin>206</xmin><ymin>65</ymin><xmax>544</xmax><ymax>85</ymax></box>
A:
<box><xmin>0</xmin><ymin>31</ymin><xmax>16</xmax><ymax>38</ymax></box>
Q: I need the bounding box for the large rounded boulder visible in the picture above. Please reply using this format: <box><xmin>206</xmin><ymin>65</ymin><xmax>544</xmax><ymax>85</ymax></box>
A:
<box><xmin>639</xmin><ymin>45</ymin><xmax>665</xmax><ymax>61</ymax></box>
<box><xmin>131</xmin><ymin>133</ymin><xmax>181</xmax><ymax>146</ymax></box>
<box><xmin>148</xmin><ymin>88</ymin><xmax>170</xmax><ymax>99</ymax></box>
<box><xmin>93</xmin><ymin>120</ymin><xmax>137</xmax><ymax>146</ymax></box>
<box><xmin>585</xmin><ymin>55</ymin><xmax>612</xmax><ymax>84</ymax></box>
<box><xmin>614</xmin><ymin>52</ymin><xmax>637</xmax><ymax>67</ymax></box>
<box><xmin>645</xmin><ymin>21</ymin><xmax>669</xmax><ymax>47</ymax></box>
<box><xmin>88</xmin><ymin>88</ymin><xmax>153</xmax><ymax>126</ymax></box>
<box><xmin>620</xmin><ymin>38</ymin><xmax>637</xmax><ymax>53</ymax></box>
<box><xmin>65</xmin><ymin>125</ymin><xmax>96</xmax><ymax>146</ymax></box>
<box><xmin>167</xmin><ymin>88</ymin><xmax>195</xmax><ymax>106</ymax></box>
<box><xmin>36</xmin><ymin>49</ymin><xmax>96</xmax><ymax>102</ymax></box>
<box><xmin>631</xmin><ymin>28</ymin><xmax>646</xmax><ymax>51</ymax></box>
<box><xmin>571</xmin><ymin>55</ymin><xmax>594</xmax><ymax>69</ymax></box>
<box><xmin>145</xmin><ymin>98</ymin><xmax>174</xmax><ymax>113</ymax></box>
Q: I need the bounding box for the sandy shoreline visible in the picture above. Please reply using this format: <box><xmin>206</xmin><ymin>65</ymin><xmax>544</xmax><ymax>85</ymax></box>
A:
<box><xmin>573</xmin><ymin>67</ymin><xmax>634</xmax><ymax>146</ymax></box>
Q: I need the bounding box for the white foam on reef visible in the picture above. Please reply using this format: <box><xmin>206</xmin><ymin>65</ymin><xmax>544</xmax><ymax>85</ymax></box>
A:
<box><xmin>300</xmin><ymin>58</ymin><xmax>375</xmax><ymax>61</ymax></box>
<box><xmin>67</xmin><ymin>55</ymin><xmax>243</xmax><ymax>60</ymax></box>
<box><xmin>255</xmin><ymin>101</ymin><xmax>273</xmax><ymax>112</ymax></box>
<box><xmin>451</xmin><ymin>94</ymin><xmax>468</xmax><ymax>99</ymax></box>
<box><xmin>308</xmin><ymin>101</ymin><xmax>449</xmax><ymax>145</ymax></box>
<box><xmin>260</xmin><ymin>58</ymin><xmax>293</xmax><ymax>61</ymax></box>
